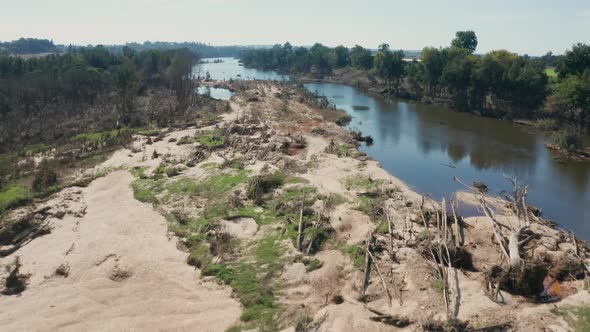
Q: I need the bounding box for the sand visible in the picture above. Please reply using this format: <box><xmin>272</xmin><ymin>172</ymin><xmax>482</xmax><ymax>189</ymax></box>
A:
<box><xmin>0</xmin><ymin>171</ymin><xmax>241</xmax><ymax>331</ymax></box>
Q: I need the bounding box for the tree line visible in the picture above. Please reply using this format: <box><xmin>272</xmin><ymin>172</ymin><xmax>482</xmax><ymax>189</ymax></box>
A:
<box><xmin>0</xmin><ymin>38</ymin><xmax>58</xmax><ymax>55</ymax></box>
<box><xmin>241</xmin><ymin>32</ymin><xmax>590</xmax><ymax>137</ymax></box>
<box><xmin>0</xmin><ymin>46</ymin><xmax>196</xmax><ymax>151</ymax></box>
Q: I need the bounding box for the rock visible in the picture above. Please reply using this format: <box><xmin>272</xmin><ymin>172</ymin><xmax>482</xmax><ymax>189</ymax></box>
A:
<box><xmin>395</xmin><ymin>247</ymin><xmax>418</xmax><ymax>261</ymax></box>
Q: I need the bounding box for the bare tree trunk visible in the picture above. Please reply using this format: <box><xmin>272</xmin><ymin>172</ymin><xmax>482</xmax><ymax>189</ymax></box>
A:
<box><xmin>362</xmin><ymin>234</ymin><xmax>377</xmax><ymax>296</ymax></box>
<box><xmin>296</xmin><ymin>193</ymin><xmax>305</xmax><ymax>251</ymax></box>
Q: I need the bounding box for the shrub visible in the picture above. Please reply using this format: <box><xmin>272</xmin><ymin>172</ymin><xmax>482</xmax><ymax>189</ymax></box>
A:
<box><xmin>247</xmin><ymin>171</ymin><xmax>285</xmax><ymax>204</ymax></box>
<box><xmin>551</xmin><ymin>127</ymin><xmax>583</xmax><ymax>151</ymax></box>
<box><xmin>335</xmin><ymin>114</ymin><xmax>352</xmax><ymax>126</ymax></box>
<box><xmin>535</xmin><ymin>118</ymin><xmax>559</xmax><ymax>131</ymax></box>
<box><xmin>32</xmin><ymin>160</ymin><xmax>58</xmax><ymax>192</ymax></box>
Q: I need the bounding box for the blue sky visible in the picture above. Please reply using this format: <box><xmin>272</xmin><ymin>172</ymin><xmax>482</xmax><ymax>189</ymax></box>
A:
<box><xmin>0</xmin><ymin>0</ymin><xmax>588</xmax><ymax>55</ymax></box>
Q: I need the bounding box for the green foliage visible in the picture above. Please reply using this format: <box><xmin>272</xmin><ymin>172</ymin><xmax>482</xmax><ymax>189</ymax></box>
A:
<box><xmin>556</xmin><ymin>43</ymin><xmax>590</xmax><ymax>79</ymax></box>
<box><xmin>31</xmin><ymin>159</ymin><xmax>58</xmax><ymax>193</ymax></box>
<box><xmin>131</xmin><ymin>177</ymin><xmax>166</xmax><ymax>203</ymax></box>
<box><xmin>451</xmin><ymin>30</ymin><xmax>478</xmax><ymax>54</ymax></box>
<box><xmin>551</xmin><ymin>73</ymin><xmax>590</xmax><ymax>131</ymax></box>
<box><xmin>350</xmin><ymin>45</ymin><xmax>374</xmax><ymax>70</ymax></box>
<box><xmin>343</xmin><ymin>176</ymin><xmax>374</xmax><ymax>191</ymax></box>
<box><xmin>202</xmin><ymin>236</ymin><xmax>286</xmax><ymax>330</ymax></box>
<box><xmin>169</xmin><ymin>170</ymin><xmax>249</xmax><ymax>199</ymax></box>
<box><xmin>551</xmin><ymin>127</ymin><xmax>584</xmax><ymax>151</ymax></box>
<box><xmin>337</xmin><ymin>242</ymin><xmax>365</xmax><ymax>269</ymax></box>
<box><xmin>335</xmin><ymin>114</ymin><xmax>352</xmax><ymax>126</ymax></box>
<box><xmin>304</xmin><ymin>258</ymin><xmax>322</xmax><ymax>272</ymax></box>
<box><xmin>535</xmin><ymin>118</ymin><xmax>559</xmax><ymax>131</ymax></box>
<box><xmin>0</xmin><ymin>183</ymin><xmax>31</xmax><ymax>214</ymax></box>
<box><xmin>0</xmin><ymin>47</ymin><xmax>195</xmax><ymax>151</ymax></box>
<box><xmin>553</xmin><ymin>306</ymin><xmax>590</xmax><ymax>332</ymax></box>
<box><xmin>136</xmin><ymin>128</ymin><xmax>160</xmax><ymax>136</ymax></box>
<box><xmin>247</xmin><ymin>171</ymin><xmax>286</xmax><ymax>204</ymax></box>
<box><xmin>196</xmin><ymin>130</ymin><xmax>225</xmax><ymax>149</ymax></box>
<box><xmin>374</xmin><ymin>44</ymin><xmax>405</xmax><ymax>93</ymax></box>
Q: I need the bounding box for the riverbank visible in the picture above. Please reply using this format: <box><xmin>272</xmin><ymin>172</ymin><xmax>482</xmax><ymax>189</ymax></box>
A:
<box><xmin>2</xmin><ymin>80</ymin><xmax>590</xmax><ymax>331</ymax></box>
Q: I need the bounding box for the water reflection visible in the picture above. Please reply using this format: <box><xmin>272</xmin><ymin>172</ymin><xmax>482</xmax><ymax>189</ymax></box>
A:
<box><xmin>305</xmin><ymin>82</ymin><xmax>590</xmax><ymax>239</ymax></box>
<box><xmin>194</xmin><ymin>57</ymin><xmax>289</xmax><ymax>81</ymax></box>
<box><xmin>188</xmin><ymin>59</ymin><xmax>589</xmax><ymax>239</ymax></box>
<box><xmin>197</xmin><ymin>86</ymin><xmax>234</xmax><ymax>100</ymax></box>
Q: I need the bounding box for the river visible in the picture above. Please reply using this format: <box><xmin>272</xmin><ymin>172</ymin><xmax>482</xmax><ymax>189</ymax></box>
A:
<box><xmin>196</xmin><ymin>58</ymin><xmax>590</xmax><ymax>239</ymax></box>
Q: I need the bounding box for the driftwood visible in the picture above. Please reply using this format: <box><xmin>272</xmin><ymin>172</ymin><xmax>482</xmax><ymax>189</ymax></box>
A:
<box><xmin>296</xmin><ymin>192</ymin><xmax>305</xmax><ymax>251</ymax></box>
<box><xmin>362</xmin><ymin>233</ymin><xmax>377</xmax><ymax>296</ymax></box>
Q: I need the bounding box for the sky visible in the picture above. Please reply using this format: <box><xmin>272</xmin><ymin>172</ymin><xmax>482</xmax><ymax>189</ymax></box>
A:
<box><xmin>0</xmin><ymin>0</ymin><xmax>589</xmax><ymax>55</ymax></box>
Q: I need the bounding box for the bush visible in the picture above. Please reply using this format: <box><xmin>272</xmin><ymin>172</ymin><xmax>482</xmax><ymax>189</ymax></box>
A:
<box><xmin>551</xmin><ymin>127</ymin><xmax>583</xmax><ymax>151</ymax></box>
<box><xmin>247</xmin><ymin>171</ymin><xmax>285</xmax><ymax>205</ymax></box>
<box><xmin>32</xmin><ymin>160</ymin><xmax>58</xmax><ymax>192</ymax></box>
<box><xmin>335</xmin><ymin>114</ymin><xmax>352</xmax><ymax>126</ymax></box>
<box><xmin>535</xmin><ymin>118</ymin><xmax>559</xmax><ymax>131</ymax></box>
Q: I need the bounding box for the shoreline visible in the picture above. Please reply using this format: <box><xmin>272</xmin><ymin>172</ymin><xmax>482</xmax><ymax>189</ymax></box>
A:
<box><xmin>1</xmin><ymin>80</ymin><xmax>589</xmax><ymax>330</ymax></box>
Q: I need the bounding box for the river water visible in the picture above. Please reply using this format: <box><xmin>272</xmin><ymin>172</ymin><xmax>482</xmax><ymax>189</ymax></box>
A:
<box><xmin>196</xmin><ymin>58</ymin><xmax>590</xmax><ymax>239</ymax></box>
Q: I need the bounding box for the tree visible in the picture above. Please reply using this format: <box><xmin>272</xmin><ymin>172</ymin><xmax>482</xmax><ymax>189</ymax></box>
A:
<box><xmin>374</xmin><ymin>44</ymin><xmax>405</xmax><ymax>94</ymax></box>
<box><xmin>420</xmin><ymin>47</ymin><xmax>444</xmax><ymax>96</ymax></box>
<box><xmin>556</xmin><ymin>43</ymin><xmax>590</xmax><ymax>79</ymax></box>
<box><xmin>350</xmin><ymin>45</ymin><xmax>373</xmax><ymax>70</ymax></box>
<box><xmin>552</xmin><ymin>71</ymin><xmax>590</xmax><ymax>131</ymax></box>
<box><xmin>168</xmin><ymin>48</ymin><xmax>194</xmax><ymax>102</ymax></box>
<box><xmin>333</xmin><ymin>45</ymin><xmax>350</xmax><ymax>68</ymax></box>
<box><xmin>117</xmin><ymin>58</ymin><xmax>139</xmax><ymax>125</ymax></box>
<box><xmin>451</xmin><ymin>31</ymin><xmax>478</xmax><ymax>54</ymax></box>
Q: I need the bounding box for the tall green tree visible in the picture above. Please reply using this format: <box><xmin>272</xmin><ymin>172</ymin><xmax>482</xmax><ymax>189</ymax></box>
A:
<box><xmin>333</xmin><ymin>45</ymin><xmax>350</xmax><ymax>68</ymax></box>
<box><xmin>451</xmin><ymin>30</ymin><xmax>478</xmax><ymax>54</ymax></box>
<box><xmin>420</xmin><ymin>47</ymin><xmax>444</xmax><ymax>96</ymax></box>
<box><xmin>556</xmin><ymin>43</ymin><xmax>590</xmax><ymax>79</ymax></box>
<box><xmin>374</xmin><ymin>44</ymin><xmax>404</xmax><ymax>94</ymax></box>
<box><xmin>350</xmin><ymin>45</ymin><xmax>373</xmax><ymax>70</ymax></box>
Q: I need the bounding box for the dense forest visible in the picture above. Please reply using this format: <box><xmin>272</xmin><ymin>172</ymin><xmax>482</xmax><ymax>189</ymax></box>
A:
<box><xmin>241</xmin><ymin>32</ymin><xmax>590</xmax><ymax>144</ymax></box>
<box><xmin>0</xmin><ymin>38</ymin><xmax>251</xmax><ymax>59</ymax></box>
<box><xmin>0</xmin><ymin>46</ymin><xmax>198</xmax><ymax>152</ymax></box>
<box><xmin>0</xmin><ymin>38</ymin><xmax>58</xmax><ymax>55</ymax></box>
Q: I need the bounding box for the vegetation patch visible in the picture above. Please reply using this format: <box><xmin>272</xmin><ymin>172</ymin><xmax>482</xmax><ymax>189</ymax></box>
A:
<box><xmin>325</xmin><ymin>141</ymin><xmax>358</xmax><ymax>158</ymax></box>
<box><xmin>553</xmin><ymin>306</ymin><xmax>590</xmax><ymax>332</ymax></box>
<box><xmin>337</xmin><ymin>241</ymin><xmax>365</xmax><ymax>269</ymax></box>
<box><xmin>0</xmin><ymin>183</ymin><xmax>31</xmax><ymax>215</ymax></box>
<box><xmin>197</xmin><ymin>129</ymin><xmax>225</xmax><ymax>149</ymax></box>
<box><xmin>352</xmin><ymin>105</ymin><xmax>370</xmax><ymax>111</ymax></box>
<box><xmin>343</xmin><ymin>176</ymin><xmax>375</xmax><ymax>191</ymax></box>
<box><xmin>202</xmin><ymin>235</ymin><xmax>287</xmax><ymax>330</ymax></box>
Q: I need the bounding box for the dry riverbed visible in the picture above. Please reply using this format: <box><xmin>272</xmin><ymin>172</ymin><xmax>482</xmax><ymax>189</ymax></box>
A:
<box><xmin>1</xmin><ymin>81</ymin><xmax>590</xmax><ymax>331</ymax></box>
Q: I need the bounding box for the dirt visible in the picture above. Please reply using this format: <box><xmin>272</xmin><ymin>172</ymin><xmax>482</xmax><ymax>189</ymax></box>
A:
<box><xmin>1</xmin><ymin>80</ymin><xmax>589</xmax><ymax>331</ymax></box>
<box><xmin>0</xmin><ymin>171</ymin><xmax>241</xmax><ymax>331</ymax></box>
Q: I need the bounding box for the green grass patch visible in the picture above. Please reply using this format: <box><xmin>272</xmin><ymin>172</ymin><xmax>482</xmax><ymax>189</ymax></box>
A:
<box><xmin>200</xmin><ymin>162</ymin><xmax>220</xmax><ymax>170</ymax></box>
<box><xmin>22</xmin><ymin>143</ymin><xmax>50</xmax><ymax>156</ymax></box>
<box><xmin>554</xmin><ymin>306</ymin><xmax>590</xmax><ymax>332</ymax></box>
<box><xmin>135</xmin><ymin>128</ymin><xmax>160</xmax><ymax>136</ymax></box>
<box><xmin>197</xmin><ymin>129</ymin><xmax>225</xmax><ymax>149</ymax></box>
<box><xmin>304</xmin><ymin>257</ymin><xmax>322</xmax><ymax>272</ymax></box>
<box><xmin>284</xmin><ymin>176</ymin><xmax>308</xmax><ymax>184</ymax></box>
<box><xmin>131</xmin><ymin>177</ymin><xmax>166</xmax><ymax>203</ymax></box>
<box><xmin>169</xmin><ymin>170</ymin><xmax>249</xmax><ymax>199</ymax></box>
<box><xmin>544</xmin><ymin>67</ymin><xmax>557</xmax><ymax>78</ymax></box>
<box><xmin>337</xmin><ymin>241</ymin><xmax>365</xmax><ymax>269</ymax></box>
<box><xmin>0</xmin><ymin>183</ymin><xmax>32</xmax><ymax>214</ymax></box>
<box><xmin>326</xmin><ymin>143</ymin><xmax>358</xmax><ymax>158</ymax></box>
<box><xmin>343</xmin><ymin>176</ymin><xmax>375</xmax><ymax>191</ymax></box>
<box><xmin>202</xmin><ymin>235</ymin><xmax>286</xmax><ymax>330</ymax></box>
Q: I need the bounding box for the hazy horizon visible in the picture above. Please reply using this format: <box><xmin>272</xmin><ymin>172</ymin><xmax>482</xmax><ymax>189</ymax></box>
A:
<box><xmin>1</xmin><ymin>0</ymin><xmax>589</xmax><ymax>55</ymax></box>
